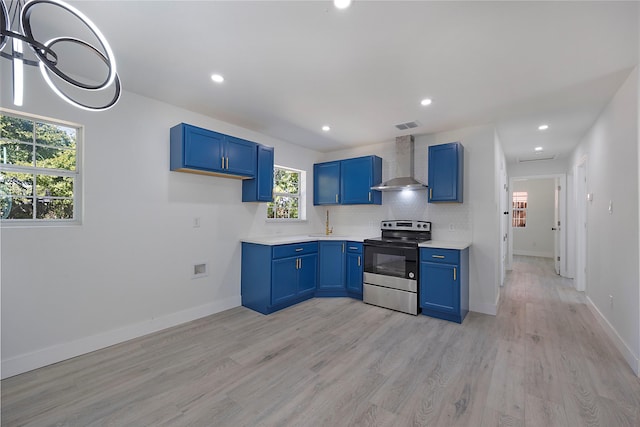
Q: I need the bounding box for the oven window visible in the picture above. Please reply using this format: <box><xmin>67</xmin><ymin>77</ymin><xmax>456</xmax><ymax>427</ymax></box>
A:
<box><xmin>371</xmin><ymin>253</ymin><xmax>406</xmax><ymax>278</ymax></box>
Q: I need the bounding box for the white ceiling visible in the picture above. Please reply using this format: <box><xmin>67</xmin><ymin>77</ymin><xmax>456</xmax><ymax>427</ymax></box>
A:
<box><xmin>27</xmin><ymin>1</ymin><xmax>640</xmax><ymax>161</ymax></box>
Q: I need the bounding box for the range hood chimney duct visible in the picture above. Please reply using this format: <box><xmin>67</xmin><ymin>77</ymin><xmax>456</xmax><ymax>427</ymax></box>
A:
<box><xmin>371</xmin><ymin>135</ymin><xmax>427</xmax><ymax>191</ymax></box>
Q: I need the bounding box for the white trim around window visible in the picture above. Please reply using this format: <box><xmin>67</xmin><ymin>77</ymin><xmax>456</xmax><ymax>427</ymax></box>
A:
<box><xmin>0</xmin><ymin>108</ymin><xmax>83</xmax><ymax>226</ymax></box>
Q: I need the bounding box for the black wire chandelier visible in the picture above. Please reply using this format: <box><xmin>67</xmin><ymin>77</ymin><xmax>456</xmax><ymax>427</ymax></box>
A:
<box><xmin>0</xmin><ymin>0</ymin><xmax>121</xmax><ymax>111</ymax></box>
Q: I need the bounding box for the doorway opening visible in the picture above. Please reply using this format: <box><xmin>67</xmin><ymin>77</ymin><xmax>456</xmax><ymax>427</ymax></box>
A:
<box><xmin>507</xmin><ymin>174</ymin><xmax>567</xmax><ymax>277</ymax></box>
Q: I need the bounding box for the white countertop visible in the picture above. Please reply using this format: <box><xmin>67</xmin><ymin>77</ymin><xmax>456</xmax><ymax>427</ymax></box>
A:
<box><xmin>241</xmin><ymin>234</ymin><xmax>375</xmax><ymax>245</ymax></box>
<box><xmin>242</xmin><ymin>235</ymin><xmax>471</xmax><ymax>249</ymax></box>
<box><xmin>419</xmin><ymin>240</ymin><xmax>471</xmax><ymax>250</ymax></box>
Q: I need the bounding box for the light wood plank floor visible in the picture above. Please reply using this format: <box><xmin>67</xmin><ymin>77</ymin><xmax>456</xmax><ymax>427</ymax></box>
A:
<box><xmin>3</xmin><ymin>256</ymin><xmax>640</xmax><ymax>426</ymax></box>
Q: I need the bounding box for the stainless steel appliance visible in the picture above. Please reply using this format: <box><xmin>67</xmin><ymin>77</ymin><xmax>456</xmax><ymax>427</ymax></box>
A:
<box><xmin>363</xmin><ymin>220</ymin><xmax>431</xmax><ymax>315</ymax></box>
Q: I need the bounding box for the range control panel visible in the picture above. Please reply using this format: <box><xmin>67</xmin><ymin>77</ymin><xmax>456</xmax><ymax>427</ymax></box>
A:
<box><xmin>381</xmin><ymin>220</ymin><xmax>431</xmax><ymax>231</ymax></box>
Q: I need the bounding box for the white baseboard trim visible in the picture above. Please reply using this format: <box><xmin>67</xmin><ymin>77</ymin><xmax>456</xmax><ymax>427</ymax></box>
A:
<box><xmin>1</xmin><ymin>296</ymin><xmax>241</xmax><ymax>379</ymax></box>
<box><xmin>513</xmin><ymin>250</ymin><xmax>553</xmax><ymax>258</ymax></box>
<box><xmin>586</xmin><ymin>296</ymin><xmax>639</xmax><ymax>377</ymax></box>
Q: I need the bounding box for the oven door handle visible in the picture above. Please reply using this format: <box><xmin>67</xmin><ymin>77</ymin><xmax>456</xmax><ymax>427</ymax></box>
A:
<box><xmin>364</xmin><ymin>242</ymin><xmax>417</xmax><ymax>250</ymax></box>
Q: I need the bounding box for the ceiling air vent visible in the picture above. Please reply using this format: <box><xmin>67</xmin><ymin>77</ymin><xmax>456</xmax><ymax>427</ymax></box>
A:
<box><xmin>517</xmin><ymin>155</ymin><xmax>557</xmax><ymax>163</ymax></box>
<box><xmin>395</xmin><ymin>121</ymin><xmax>420</xmax><ymax>130</ymax></box>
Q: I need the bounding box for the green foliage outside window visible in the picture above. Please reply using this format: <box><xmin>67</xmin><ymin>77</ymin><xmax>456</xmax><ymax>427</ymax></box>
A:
<box><xmin>267</xmin><ymin>167</ymin><xmax>301</xmax><ymax>219</ymax></box>
<box><xmin>0</xmin><ymin>113</ymin><xmax>78</xmax><ymax>220</ymax></box>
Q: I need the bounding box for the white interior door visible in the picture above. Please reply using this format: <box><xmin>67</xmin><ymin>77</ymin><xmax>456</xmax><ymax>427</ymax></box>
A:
<box><xmin>554</xmin><ymin>179</ymin><xmax>561</xmax><ymax>275</ymax></box>
<box><xmin>501</xmin><ymin>171</ymin><xmax>509</xmax><ymax>285</ymax></box>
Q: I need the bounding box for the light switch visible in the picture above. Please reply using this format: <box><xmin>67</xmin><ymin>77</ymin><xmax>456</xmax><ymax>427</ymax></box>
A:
<box><xmin>608</xmin><ymin>200</ymin><xmax>613</xmax><ymax>215</ymax></box>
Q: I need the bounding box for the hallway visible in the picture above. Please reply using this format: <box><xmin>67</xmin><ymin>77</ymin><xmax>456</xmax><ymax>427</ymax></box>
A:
<box><xmin>498</xmin><ymin>256</ymin><xmax>640</xmax><ymax>425</ymax></box>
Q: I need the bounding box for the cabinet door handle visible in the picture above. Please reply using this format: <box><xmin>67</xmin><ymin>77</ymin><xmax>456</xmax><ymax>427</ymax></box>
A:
<box><xmin>299</xmin><ymin>258</ymin><xmax>302</xmax><ymax>269</ymax></box>
<box><xmin>221</xmin><ymin>157</ymin><xmax>225</xmax><ymax>169</ymax></box>
<box><xmin>358</xmin><ymin>256</ymin><xmax>361</xmax><ymax>266</ymax></box>
<box><xmin>349</xmin><ymin>246</ymin><xmax>358</xmax><ymax>250</ymax></box>
<box><xmin>429</xmin><ymin>188</ymin><xmax>433</xmax><ymax>199</ymax></box>
<box><xmin>295</xmin><ymin>248</ymin><xmax>303</xmax><ymax>252</ymax></box>
<box><xmin>432</xmin><ymin>255</ymin><xmax>445</xmax><ymax>259</ymax></box>
<box><xmin>335</xmin><ymin>194</ymin><xmax>339</xmax><ymax>203</ymax></box>
<box><xmin>226</xmin><ymin>157</ymin><xmax>229</xmax><ymax>169</ymax></box>
<box><xmin>296</xmin><ymin>258</ymin><xmax>300</xmax><ymax>269</ymax></box>
<box><xmin>368</xmin><ymin>192</ymin><xmax>371</xmax><ymax>202</ymax></box>
<box><xmin>453</xmin><ymin>267</ymin><xmax>457</xmax><ymax>281</ymax></box>
<box><xmin>342</xmin><ymin>243</ymin><xmax>345</xmax><ymax>253</ymax></box>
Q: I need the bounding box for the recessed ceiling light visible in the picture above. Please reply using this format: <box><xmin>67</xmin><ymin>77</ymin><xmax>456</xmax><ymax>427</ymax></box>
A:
<box><xmin>334</xmin><ymin>0</ymin><xmax>352</xmax><ymax>9</ymax></box>
<box><xmin>322</xmin><ymin>125</ymin><xmax>331</xmax><ymax>132</ymax></box>
<box><xmin>534</xmin><ymin>146</ymin><xmax>544</xmax><ymax>152</ymax></box>
<box><xmin>538</xmin><ymin>124</ymin><xmax>549</xmax><ymax>130</ymax></box>
<box><xmin>420</xmin><ymin>98</ymin><xmax>432</xmax><ymax>106</ymax></box>
<box><xmin>211</xmin><ymin>74</ymin><xmax>224</xmax><ymax>83</ymax></box>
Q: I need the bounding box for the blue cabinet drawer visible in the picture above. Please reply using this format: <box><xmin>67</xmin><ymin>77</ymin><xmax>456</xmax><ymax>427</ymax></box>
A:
<box><xmin>272</xmin><ymin>242</ymin><xmax>318</xmax><ymax>259</ymax></box>
<box><xmin>420</xmin><ymin>248</ymin><xmax>459</xmax><ymax>264</ymax></box>
<box><xmin>346</xmin><ymin>242</ymin><xmax>363</xmax><ymax>253</ymax></box>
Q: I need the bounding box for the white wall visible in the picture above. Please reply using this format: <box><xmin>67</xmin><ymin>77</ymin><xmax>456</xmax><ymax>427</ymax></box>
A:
<box><xmin>0</xmin><ymin>62</ymin><xmax>324</xmax><ymax>378</ymax></box>
<box><xmin>637</xmin><ymin>4</ymin><xmax>640</xmax><ymax>378</ymax></box>
<box><xmin>512</xmin><ymin>179</ymin><xmax>555</xmax><ymax>258</ymax></box>
<box><xmin>322</xmin><ymin>124</ymin><xmax>501</xmax><ymax>316</ymax></box>
<box><xmin>494</xmin><ymin>133</ymin><xmax>508</xmax><ymax>290</ymax></box>
<box><xmin>569</xmin><ymin>66</ymin><xmax>639</xmax><ymax>375</ymax></box>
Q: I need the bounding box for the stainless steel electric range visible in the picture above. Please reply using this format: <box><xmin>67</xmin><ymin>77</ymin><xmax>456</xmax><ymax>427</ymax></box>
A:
<box><xmin>363</xmin><ymin>220</ymin><xmax>431</xmax><ymax>315</ymax></box>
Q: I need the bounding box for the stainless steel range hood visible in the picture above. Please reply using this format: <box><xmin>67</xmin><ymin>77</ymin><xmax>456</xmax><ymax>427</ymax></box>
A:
<box><xmin>371</xmin><ymin>135</ymin><xmax>427</xmax><ymax>191</ymax></box>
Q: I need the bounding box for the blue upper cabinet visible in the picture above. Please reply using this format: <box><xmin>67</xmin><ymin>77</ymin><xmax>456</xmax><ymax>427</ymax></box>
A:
<box><xmin>181</xmin><ymin>125</ymin><xmax>225</xmax><ymax>171</ymax></box>
<box><xmin>170</xmin><ymin>123</ymin><xmax>256</xmax><ymax>179</ymax></box>
<box><xmin>314</xmin><ymin>155</ymin><xmax>382</xmax><ymax>205</ymax></box>
<box><xmin>341</xmin><ymin>156</ymin><xmax>382</xmax><ymax>204</ymax></box>
<box><xmin>428</xmin><ymin>142</ymin><xmax>463</xmax><ymax>203</ymax></box>
<box><xmin>314</xmin><ymin>161</ymin><xmax>341</xmax><ymax>205</ymax></box>
<box><xmin>225</xmin><ymin>136</ymin><xmax>259</xmax><ymax>176</ymax></box>
<box><xmin>243</xmin><ymin>144</ymin><xmax>274</xmax><ymax>202</ymax></box>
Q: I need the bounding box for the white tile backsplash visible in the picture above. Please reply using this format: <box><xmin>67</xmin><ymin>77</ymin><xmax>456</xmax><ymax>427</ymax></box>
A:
<box><xmin>318</xmin><ymin>134</ymin><xmax>472</xmax><ymax>242</ymax></box>
<box><xmin>319</xmin><ymin>190</ymin><xmax>471</xmax><ymax>242</ymax></box>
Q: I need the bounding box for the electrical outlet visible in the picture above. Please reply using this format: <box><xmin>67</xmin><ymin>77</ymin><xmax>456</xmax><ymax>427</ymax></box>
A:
<box><xmin>448</xmin><ymin>223</ymin><xmax>455</xmax><ymax>232</ymax></box>
<box><xmin>609</xmin><ymin>294</ymin><xmax>614</xmax><ymax>307</ymax></box>
<box><xmin>192</xmin><ymin>263</ymin><xmax>208</xmax><ymax>279</ymax></box>
<box><xmin>193</xmin><ymin>217</ymin><xmax>201</xmax><ymax>228</ymax></box>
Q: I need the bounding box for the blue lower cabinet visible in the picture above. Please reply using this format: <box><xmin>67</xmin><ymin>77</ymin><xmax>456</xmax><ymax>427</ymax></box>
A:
<box><xmin>317</xmin><ymin>241</ymin><xmax>364</xmax><ymax>298</ymax></box>
<box><xmin>242</xmin><ymin>240</ymin><xmax>364</xmax><ymax>314</ymax></box>
<box><xmin>241</xmin><ymin>242</ymin><xmax>317</xmax><ymax>314</ymax></box>
<box><xmin>346</xmin><ymin>242</ymin><xmax>363</xmax><ymax>299</ymax></box>
<box><xmin>419</xmin><ymin>247</ymin><xmax>469</xmax><ymax>323</ymax></box>
<box><xmin>298</xmin><ymin>253</ymin><xmax>318</xmax><ymax>294</ymax></box>
<box><xmin>317</xmin><ymin>241</ymin><xmax>347</xmax><ymax>297</ymax></box>
<box><xmin>271</xmin><ymin>257</ymin><xmax>298</xmax><ymax>305</ymax></box>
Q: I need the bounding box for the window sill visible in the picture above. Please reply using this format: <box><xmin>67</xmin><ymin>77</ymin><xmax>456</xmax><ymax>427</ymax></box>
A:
<box><xmin>265</xmin><ymin>218</ymin><xmax>307</xmax><ymax>223</ymax></box>
<box><xmin>0</xmin><ymin>219</ymin><xmax>82</xmax><ymax>228</ymax></box>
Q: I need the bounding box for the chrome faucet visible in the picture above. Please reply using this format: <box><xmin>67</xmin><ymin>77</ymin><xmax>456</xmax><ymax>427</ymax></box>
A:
<box><xmin>325</xmin><ymin>210</ymin><xmax>333</xmax><ymax>235</ymax></box>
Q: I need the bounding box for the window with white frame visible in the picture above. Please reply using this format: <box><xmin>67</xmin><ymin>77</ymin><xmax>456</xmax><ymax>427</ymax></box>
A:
<box><xmin>0</xmin><ymin>110</ymin><xmax>81</xmax><ymax>223</ymax></box>
<box><xmin>512</xmin><ymin>191</ymin><xmax>528</xmax><ymax>228</ymax></box>
<box><xmin>267</xmin><ymin>165</ymin><xmax>305</xmax><ymax>220</ymax></box>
